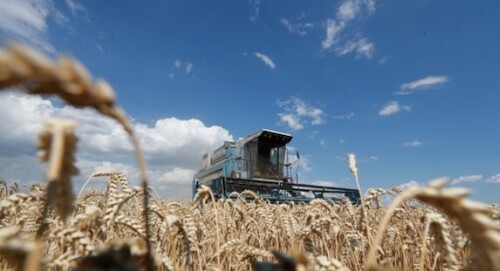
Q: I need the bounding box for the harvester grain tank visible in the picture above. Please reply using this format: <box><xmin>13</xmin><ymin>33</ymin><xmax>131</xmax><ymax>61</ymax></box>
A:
<box><xmin>192</xmin><ymin>129</ymin><xmax>360</xmax><ymax>203</ymax></box>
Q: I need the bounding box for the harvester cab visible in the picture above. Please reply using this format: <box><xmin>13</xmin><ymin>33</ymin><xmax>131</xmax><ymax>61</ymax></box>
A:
<box><xmin>192</xmin><ymin>129</ymin><xmax>360</xmax><ymax>203</ymax></box>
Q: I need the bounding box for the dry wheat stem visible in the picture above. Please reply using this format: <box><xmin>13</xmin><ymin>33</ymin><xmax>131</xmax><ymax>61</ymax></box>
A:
<box><xmin>347</xmin><ymin>154</ymin><xmax>372</xmax><ymax>247</ymax></box>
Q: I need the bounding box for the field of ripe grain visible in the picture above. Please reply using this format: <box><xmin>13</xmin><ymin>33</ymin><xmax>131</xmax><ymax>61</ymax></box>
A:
<box><xmin>1</xmin><ymin>174</ymin><xmax>499</xmax><ymax>270</ymax></box>
<box><xmin>0</xmin><ymin>43</ymin><xmax>499</xmax><ymax>271</ymax></box>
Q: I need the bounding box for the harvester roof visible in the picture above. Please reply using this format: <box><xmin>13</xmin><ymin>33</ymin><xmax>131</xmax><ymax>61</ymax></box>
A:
<box><xmin>241</xmin><ymin>129</ymin><xmax>293</xmax><ymax>145</ymax></box>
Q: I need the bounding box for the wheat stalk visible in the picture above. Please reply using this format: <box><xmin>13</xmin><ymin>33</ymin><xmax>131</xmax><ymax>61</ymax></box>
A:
<box><xmin>37</xmin><ymin>118</ymin><xmax>78</xmax><ymax>221</ymax></box>
<box><xmin>0</xmin><ymin>42</ymin><xmax>154</xmax><ymax>269</ymax></box>
<box><xmin>347</xmin><ymin>153</ymin><xmax>372</xmax><ymax>247</ymax></box>
<box><xmin>425</xmin><ymin>212</ymin><xmax>458</xmax><ymax>271</ymax></box>
<box><xmin>366</xmin><ymin>177</ymin><xmax>500</xmax><ymax>271</ymax></box>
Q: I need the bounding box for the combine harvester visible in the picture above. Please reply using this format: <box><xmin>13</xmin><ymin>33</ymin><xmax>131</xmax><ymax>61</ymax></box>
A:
<box><xmin>192</xmin><ymin>129</ymin><xmax>360</xmax><ymax>203</ymax></box>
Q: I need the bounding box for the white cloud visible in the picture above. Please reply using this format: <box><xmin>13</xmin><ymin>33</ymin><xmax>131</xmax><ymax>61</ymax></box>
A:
<box><xmin>311</xmin><ymin>180</ymin><xmax>337</xmax><ymax>187</ymax></box>
<box><xmin>281</xmin><ymin>18</ymin><xmax>314</xmax><ymax>36</ymax></box>
<box><xmin>63</xmin><ymin>0</ymin><xmax>86</xmax><ymax>16</ymax></box>
<box><xmin>322</xmin><ymin>0</ymin><xmax>376</xmax><ymax>58</ymax></box>
<box><xmin>0</xmin><ymin>0</ymin><xmax>82</xmax><ymax>53</ymax></box>
<box><xmin>249</xmin><ymin>0</ymin><xmax>261</xmax><ymax>22</ymax></box>
<box><xmin>278</xmin><ymin>114</ymin><xmax>303</xmax><ymax>130</ymax></box>
<box><xmin>322</xmin><ymin>19</ymin><xmax>345</xmax><ymax>50</ymax></box>
<box><xmin>396</xmin><ymin>76</ymin><xmax>449</xmax><ymax>95</ymax></box>
<box><xmin>172</xmin><ymin>59</ymin><xmax>194</xmax><ymax>76</ymax></box>
<box><xmin>395</xmin><ymin>180</ymin><xmax>419</xmax><ymax>191</ymax></box>
<box><xmin>379</xmin><ymin>101</ymin><xmax>411</xmax><ymax>116</ymax></box>
<box><xmin>76</xmin><ymin>159</ymin><xmax>198</xmax><ymax>199</ymax></box>
<box><xmin>0</xmin><ymin>92</ymin><xmax>233</xmax><ymax>199</ymax></box>
<box><xmin>174</xmin><ymin>59</ymin><xmax>182</xmax><ymax>68</ymax></box>
<box><xmin>158</xmin><ymin>167</ymin><xmax>197</xmax><ymax>185</ymax></box>
<box><xmin>333</xmin><ymin>112</ymin><xmax>355</xmax><ymax>120</ymax></box>
<box><xmin>337</xmin><ymin>0</ymin><xmax>375</xmax><ymax>22</ymax></box>
<box><xmin>451</xmin><ymin>175</ymin><xmax>483</xmax><ymax>185</ymax></box>
<box><xmin>0</xmin><ymin>92</ymin><xmax>52</xmax><ymax>146</ymax></box>
<box><xmin>335</xmin><ymin>38</ymin><xmax>374</xmax><ymax>59</ymax></box>
<box><xmin>485</xmin><ymin>174</ymin><xmax>500</xmax><ymax>184</ymax></box>
<box><xmin>185</xmin><ymin>62</ymin><xmax>193</xmax><ymax>74</ymax></box>
<box><xmin>337</xmin><ymin>0</ymin><xmax>358</xmax><ymax>21</ymax></box>
<box><xmin>0</xmin><ymin>0</ymin><xmax>55</xmax><ymax>53</ymax></box>
<box><xmin>254</xmin><ymin>52</ymin><xmax>276</xmax><ymax>69</ymax></box>
<box><xmin>403</xmin><ymin>140</ymin><xmax>422</xmax><ymax>147</ymax></box>
<box><xmin>135</xmin><ymin>118</ymin><xmax>232</xmax><ymax>167</ymax></box>
<box><xmin>281</xmin><ymin>19</ymin><xmax>293</xmax><ymax>32</ymax></box>
<box><xmin>277</xmin><ymin>97</ymin><xmax>326</xmax><ymax>130</ymax></box>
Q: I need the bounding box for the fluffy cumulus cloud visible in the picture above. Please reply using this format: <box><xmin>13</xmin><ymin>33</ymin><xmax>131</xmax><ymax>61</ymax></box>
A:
<box><xmin>0</xmin><ymin>92</ymin><xmax>233</xmax><ymax>199</ymax></box>
<box><xmin>254</xmin><ymin>52</ymin><xmax>276</xmax><ymax>69</ymax></box>
<box><xmin>379</xmin><ymin>101</ymin><xmax>411</xmax><ymax>116</ymax></box>
<box><xmin>337</xmin><ymin>0</ymin><xmax>375</xmax><ymax>21</ymax></box>
<box><xmin>277</xmin><ymin>97</ymin><xmax>326</xmax><ymax>130</ymax></box>
<box><xmin>0</xmin><ymin>93</ymin><xmax>53</xmax><ymax>146</ymax></box>
<box><xmin>396</xmin><ymin>76</ymin><xmax>449</xmax><ymax>95</ymax></box>
<box><xmin>279</xmin><ymin>114</ymin><xmax>303</xmax><ymax>130</ymax></box>
<box><xmin>322</xmin><ymin>0</ymin><xmax>376</xmax><ymax>59</ymax></box>
<box><xmin>135</xmin><ymin>118</ymin><xmax>232</xmax><ymax>167</ymax></box>
<box><xmin>451</xmin><ymin>175</ymin><xmax>483</xmax><ymax>185</ymax></box>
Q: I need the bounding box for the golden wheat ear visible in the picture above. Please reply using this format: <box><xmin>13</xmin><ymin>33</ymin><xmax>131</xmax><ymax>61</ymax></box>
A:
<box><xmin>0</xmin><ymin>42</ymin><xmax>153</xmax><ymax>270</ymax></box>
<box><xmin>347</xmin><ymin>153</ymin><xmax>372</xmax><ymax>246</ymax></box>
<box><xmin>37</xmin><ymin>118</ymin><xmax>78</xmax><ymax>221</ymax></box>
<box><xmin>366</xmin><ymin>178</ymin><xmax>500</xmax><ymax>271</ymax></box>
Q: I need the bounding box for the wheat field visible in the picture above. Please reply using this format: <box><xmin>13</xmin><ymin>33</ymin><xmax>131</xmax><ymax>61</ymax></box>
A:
<box><xmin>1</xmin><ymin>175</ymin><xmax>499</xmax><ymax>271</ymax></box>
<box><xmin>0</xmin><ymin>43</ymin><xmax>499</xmax><ymax>271</ymax></box>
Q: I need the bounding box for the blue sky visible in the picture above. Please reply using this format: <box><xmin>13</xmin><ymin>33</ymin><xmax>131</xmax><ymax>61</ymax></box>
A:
<box><xmin>0</xmin><ymin>0</ymin><xmax>499</xmax><ymax>202</ymax></box>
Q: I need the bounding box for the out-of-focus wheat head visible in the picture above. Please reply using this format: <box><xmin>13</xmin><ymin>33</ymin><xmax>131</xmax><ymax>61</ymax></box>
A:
<box><xmin>422</xmin><ymin>212</ymin><xmax>457</xmax><ymax>271</ymax></box>
<box><xmin>0</xmin><ymin>42</ymin><xmax>130</xmax><ymax>133</ymax></box>
<box><xmin>0</xmin><ymin>227</ymin><xmax>31</xmax><ymax>271</ymax></box>
<box><xmin>37</xmin><ymin>118</ymin><xmax>78</xmax><ymax>221</ymax></box>
<box><xmin>347</xmin><ymin>154</ymin><xmax>358</xmax><ymax>180</ymax></box>
<box><xmin>0</xmin><ymin>42</ymin><xmax>153</xmax><ymax>269</ymax></box>
<box><xmin>367</xmin><ymin>178</ymin><xmax>500</xmax><ymax>271</ymax></box>
<box><xmin>347</xmin><ymin>153</ymin><xmax>371</xmax><ymax>249</ymax></box>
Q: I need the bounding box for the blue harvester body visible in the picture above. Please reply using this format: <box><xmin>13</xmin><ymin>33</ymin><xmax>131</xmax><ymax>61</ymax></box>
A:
<box><xmin>192</xmin><ymin>129</ymin><xmax>360</xmax><ymax>203</ymax></box>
